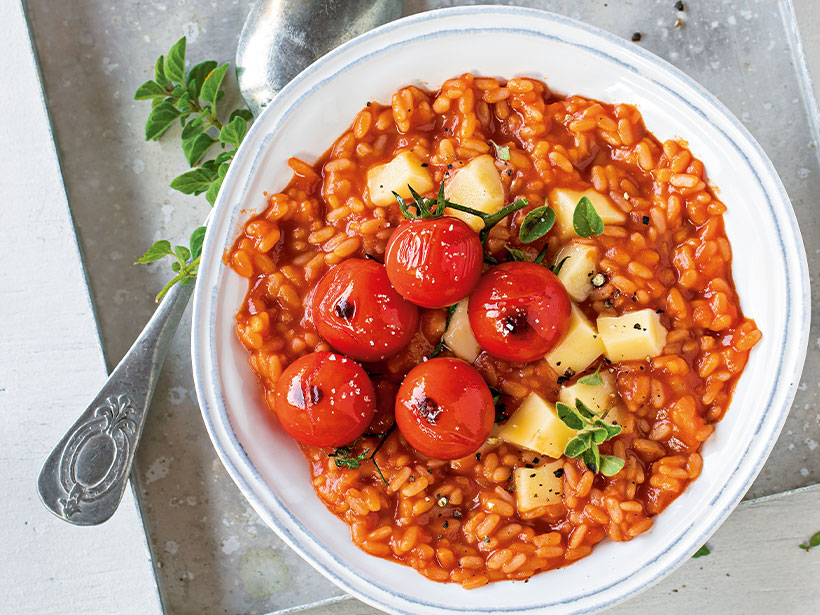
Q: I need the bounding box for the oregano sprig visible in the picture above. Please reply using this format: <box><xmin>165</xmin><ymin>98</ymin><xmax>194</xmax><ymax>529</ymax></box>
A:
<box><xmin>557</xmin><ymin>397</ymin><xmax>624</xmax><ymax>476</ymax></box>
<box><xmin>134</xmin><ymin>36</ymin><xmax>254</xmax><ymax>300</ymax></box>
<box><xmin>329</xmin><ymin>425</ymin><xmax>397</xmax><ymax>485</ymax></box>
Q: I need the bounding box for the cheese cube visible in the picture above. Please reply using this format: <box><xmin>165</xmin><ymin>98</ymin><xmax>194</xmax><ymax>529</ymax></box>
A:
<box><xmin>553</xmin><ymin>241</ymin><xmax>598</xmax><ymax>302</ymax></box>
<box><xmin>597</xmin><ymin>309</ymin><xmax>668</xmax><ymax>362</ymax></box>
<box><xmin>442</xmin><ymin>299</ymin><xmax>480</xmax><ymax>363</ymax></box>
<box><xmin>545</xmin><ymin>304</ymin><xmax>605</xmax><ymax>376</ymax></box>
<box><xmin>444</xmin><ymin>155</ymin><xmax>505</xmax><ymax>231</ymax></box>
<box><xmin>366</xmin><ymin>150</ymin><xmax>434</xmax><ymax>207</ymax></box>
<box><xmin>514</xmin><ymin>460</ymin><xmax>564</xmax><ymax>511</ymax></box>
<box><xmin>498</xmin><ymin>393</ymin><xmax>577</xmax><ymax>459</ymax></box>
<box><xmin>549</xmin><ymin>188</ymin><xmax>626</xmax><ymax>238</ymax></box>
<box><xmin>559</xmin><ymin>370</ymin><xmax>616</xmax><ymax>415</ymax></box>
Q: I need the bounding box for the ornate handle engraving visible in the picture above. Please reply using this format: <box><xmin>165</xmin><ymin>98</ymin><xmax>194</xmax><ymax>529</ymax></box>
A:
<box><xmin>38</xmin><ymin>279</ymin><xmax>194</xmax><ymax>525</ymax></box>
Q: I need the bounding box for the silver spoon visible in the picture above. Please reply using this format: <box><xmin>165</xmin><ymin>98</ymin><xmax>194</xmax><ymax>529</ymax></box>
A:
<box><xmin>37</xmin><ymin>0</ymin><xmax>403</xmax><ymax>526</ymax></box>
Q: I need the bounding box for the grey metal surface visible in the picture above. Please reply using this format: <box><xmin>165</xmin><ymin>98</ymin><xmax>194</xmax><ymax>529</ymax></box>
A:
<box><xmin>236</xmin><ymin>0</ymin><xmax>403</xmax><ymax>115</ymax></box>
<box><xmin>38</xmin><ymin>279</ymin><xmax>193</xmax><ymax>525</ymax></box>
<box><xmin>22</xmin><ymin>0</ymin><xmax>820</xmax><ymax>613</ymax></box>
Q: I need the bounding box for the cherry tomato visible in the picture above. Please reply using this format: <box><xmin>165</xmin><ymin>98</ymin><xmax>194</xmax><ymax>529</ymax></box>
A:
<box><xmin>385</xmin><ymin>217</ymin><xmax>484</xmax><ymax>309</ymax></box>
<box><xmin>395</xmin><ymin>358</ymin><xmax>494</xmax><ymax>460</ymax></box>
<box><xmin>312</xmin><ymin>259</ymin><xmax>420</xmax><ymax>362</ymax></box>
<box><xmin>273</xmin><ymin>351</ymin><xmax>375</xmax><ymax>447</ymax></box>
<box><xmin>468</xmin><ymin>261</ymin><xmax>571</xmax><ymax>362</ymax></box>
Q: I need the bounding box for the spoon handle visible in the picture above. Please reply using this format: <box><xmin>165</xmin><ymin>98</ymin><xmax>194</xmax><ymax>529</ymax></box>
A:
<box><xmin>37</xmin><ymin>279</ymin><xmax>194</xmax><ymax>525</ymax></box>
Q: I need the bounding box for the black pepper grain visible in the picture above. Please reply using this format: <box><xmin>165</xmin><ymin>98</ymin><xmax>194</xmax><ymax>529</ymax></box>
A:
<box><xmin>631</xmin><ymin>32</ymin><xmax>642</xmax><ymax>42</ymax></box>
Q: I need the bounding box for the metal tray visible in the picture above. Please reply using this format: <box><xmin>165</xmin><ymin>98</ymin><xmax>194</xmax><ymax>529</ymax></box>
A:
<box><xmin>24</xmin><ymin>0</ymin><xmax>820</xmax><ymax>613</ymax></box>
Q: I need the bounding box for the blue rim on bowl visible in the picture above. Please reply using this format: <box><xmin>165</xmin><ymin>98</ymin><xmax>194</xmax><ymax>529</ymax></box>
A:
<box><xmin>192</xmin><ymin>6</ymin><xmax>810</xmax><ymax>614</ymax></box>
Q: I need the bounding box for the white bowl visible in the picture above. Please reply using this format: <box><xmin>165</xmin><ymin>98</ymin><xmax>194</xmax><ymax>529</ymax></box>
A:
<box><xmin>192</xmin><ymin>6</ymin><xmax>809</xmax><ymax>614</ymax></box>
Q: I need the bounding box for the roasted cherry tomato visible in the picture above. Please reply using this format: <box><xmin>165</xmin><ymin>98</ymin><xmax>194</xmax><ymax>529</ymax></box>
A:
<box><xmin>385</xmin><ymin>217</ymin><xmax>483</xmax><ymax>309</ymax></box>
<box><xmin>273</xmin><ymin>351</ymin><xmax>375</xmax><ymax>447</ymax></box>
<box><xmin>395</xmin><ymin>357</ymin><xmax>494</xmax><ymax>460</ymax></box>
<box><xmin>468</xmin><ymin>261</ymin><xmax>571</xmax><ymax>362</ymax></box>
<box><xmin>312</xmin><ymin>258</ymin><xmax>420</xmax><ymax>362</ymax></box>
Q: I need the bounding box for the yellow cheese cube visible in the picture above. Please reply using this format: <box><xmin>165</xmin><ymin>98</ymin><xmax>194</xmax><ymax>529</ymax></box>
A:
<box><xmin>514</xmin><ymin>460</ymin><xmax>564</xmax><ymax>511</ymax></box>
<box><xmin>366</xmin><ymin>150</ymin><xmax>434</xmax><ymax>207</ymax></box>
<box><xmin>597</xmin><ymin>309</ymin><xmax>668</xmax><ymax>362</ymax></box>
<box><xmin>442</xmin><ymin>299</ymin><xmax>480</xmax><ymax>363</ymax></box>
<box><xmin>553</xmin><ymin>241</ymin><xmax>598</xmax><ymax>302</ymax></box>
<box><xmin>498</xmin><ymin>393</ymin><xmax>577</xmax><ymax>459</ymax></box>
<box><xmin>444</xmin><ymin>155</ymin><xmax>505</xmax><ymax>231</ymax></box>
<box><xmin>549</xmin><ymin>188</ymin><xmax>626</xmax><ymax>238</ymax></box>
<box><xmin>545</xmin><ymin>304</ymin><xmax>605</xmax><ymax>376</ymax></box>
<box><xmin>559</xmin><ymin>370</ymin><xmax>616</xmax><ymax>415</ymax></box>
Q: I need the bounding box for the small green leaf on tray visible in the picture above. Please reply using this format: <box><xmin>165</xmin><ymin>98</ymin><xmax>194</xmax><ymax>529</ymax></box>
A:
<box><xmin>135</xmin><ymin>240</ymin><xmax>173</xmax><ymax>264</ymax></box>
<box><xmin>799</xmin><ymin>531</ymin><xmax>820</xmax><ymax>552</ymax></box>
<box><xmin>573</xmin><ymin>195</ymin><xmax>604</xmax><ymax>237</ymax></box>
<box><xmin>170</xmin><ymin>167</ymin><xmax>218</xmax><ymax>195</ymax></box>
<box><xmin>692</xmin><ymin>544</ymin><xmax>711</xmax><ymax>558</ymax></box>
<box><xmin>145</xmin><ymin>101</ymin><xmax>182</xmax><ymax>141</ymax></box>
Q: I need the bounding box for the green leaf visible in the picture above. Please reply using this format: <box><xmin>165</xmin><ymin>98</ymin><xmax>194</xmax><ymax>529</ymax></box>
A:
<box><xmin>594</xmin><ymin>419</ymin><xmax>622</xmax><ymax>439</ymax></box>
<box><xmin>590</xmin><ymin>426</ymin><xmax>609</xmax><ymax>444</ymax></box>
<box><xmin>573</xmin><ymin>196</ymin><xmax>605</xmax><ymax>237</ymax></box>
<box><xmin>550</xmin><ymin>255</ymin><xmax>569</xmax><ymax>275</ymax></box>
<box><xmin>519</xmin><ymin>205</ymin><xmax>556</xmax><ymax>243</ymax></box>
<box><xmin>134</xmin><ymin>80</ymin><xmax>166</xmax><ymax>100</ymax></box>
<box><xmin>583</xmin><ymin>446</ymin><xmax>600</xmax><ymax>473</ymax></box>
<box><xmin>504</xmin><ymin>245</ymin><xmax>526</xmax><ymax>262</ymax></box>
<box><xmin>145</xmin><ymin>101</ymin><xmax>182</xmax><ymax>140</ymax></box>
<box><xmin>189</xmin><ymin>226</ymin><xmax>207</xmax><ymax>260</ymax></box>
<box><xmin>489</xmin><ymin>140</ymin><xmax>510</xmax><ymax>161</ymax></box>
<box><xmin>165</xmin><ymin>37</ymin><xmax>186</xmax><ymax>83</ymax></box>
<box><xmin>230</xmin><ymin>108</ymin><xmax>254</xmax><ymax>123</ymax></box>
<box><xmin>214</xmin><ymin>150</ymin><xmax>235</xmax><ymax>166</ymax></box>
<box><xmin>186</xmin><ymin>60</ymin><xmax>217</xmax><ymax>98</ymax></box>
<box><xmin>175</xmin><ymin>91</ymin><xmax>191</xmax><ymax>111</ymax></box>
<box><xmin>218</xmin><ymin>161</ymin><xmax>231</xmax><ymax>178</ymax></box>
<box><xmin>201</xmin><ymin>63</ymin><xmax>229</xmax><ymax>109</ymax></box>
<box><xmin>575</xmin><ymin>399</ymin><xmax>597</xmax><ymax>421</ymax></box>
<box><xmin>171</xmin><ymin>261</ymin><xmax>181</xmax><ymax>272</ymax></box>
<box><xmin>180</xmin><ymin>275</ymin><xmax>196</xmax><ymax>286</ymax></box>
<box><xmin>174</xmin><ymin>245</ymin><xmax>191</xmax><ymax>263</ymax></box>
<box><xmin>205</xmin><ymin>175</ymin><xmax>224</xmax><ymax>205</ymax></box>
<box><xmin>556</xmin><ymin>402</ymin><xmax>585</xmax><ymax>430</ymax></box>
<box><xmin>599</xmin><ymin>455</ymin><xmax>625</xmax><ymax>476</ymax></box>
<box><xmin>799</xmin><ymin>531</ymin><xmax>820</xmax><ymax>552</ymax></box>
<box><xmin>170</xmin><ymin>167</ymin><xmax>217</xmax><ymax>195</ymax></box>
<box><xmin>564</xmin><ymin>435</ymin><xmax>589</xmax><ymax>458</ymax></box>
<box><xmin>183</xmin><ymin>132</ymin><xmax>217</xmax><ymax>166</ymax></box>
<box><xmin>219</xmin><ymin>116</ymin><xmax>247</xmax><ymax>148</ymax></box>
<box><xmin>578</xmin><ymin>365</ymin><xmax>603</xmax><ymax>386</ymax></box>
<box><xmin>135</xmin><ymin>240</ymin><xmax>172</xmax><ymax>264</ymax></box>
<box><xmin>692</xmin><ymin>544</ymin><xmax>711</xmax><ymax>558</ymax></box>
<box><xmin>154</xmin><ymin>55</ymin><xmax>167</xmax><ymax>85</ymax></box>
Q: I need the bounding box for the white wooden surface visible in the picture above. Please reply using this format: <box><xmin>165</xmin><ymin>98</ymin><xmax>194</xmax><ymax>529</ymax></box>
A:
<box><xmin>0</xmin><ymin>2</ymin><xmax>162</xmax><ymax>613</ymax></box>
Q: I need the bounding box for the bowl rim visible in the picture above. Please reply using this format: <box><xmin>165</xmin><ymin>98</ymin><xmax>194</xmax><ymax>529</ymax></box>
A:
<box><xmin>191</xmin><ymin>5</ymin><xmax>810</xmax><ymax>614</ymax></box>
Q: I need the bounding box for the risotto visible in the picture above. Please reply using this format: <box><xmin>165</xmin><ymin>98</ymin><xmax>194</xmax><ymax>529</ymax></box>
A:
<box><xmin>228</xmin><ymin>74</ymin><xmax>760</xmax><ymax>588</ymax></box>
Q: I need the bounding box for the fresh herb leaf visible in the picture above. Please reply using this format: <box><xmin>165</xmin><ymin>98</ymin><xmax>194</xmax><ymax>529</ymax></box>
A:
<box><xmin>578</xmin><ymin>364</ymin><xmax>603</xmax><ymax>386</ymax></box>
<box><xmin>574</xmin><ymin>399</ymin><xmax>597</xmax><ymax>421</ymax></box>
<box><xmin>219</xmin><ymin>116</ymin><xmax>248</xmax><ymax>148</ymax></box>
<box><xmin>504</xmin><ymin>245</ymin><xmax>526</xmax><ymax>261</ymax></box>
<box><xmin>556</xmin><ymin>402</ymin><xmax>585</xmax><ymax>430</ymax></box>
<box><xmin>573</xmin><ymin>196</ymin><xmax>605</xmax><ymax>237</ymax></box>
<box><xmin>134</xmin><ymin>37</ymin><xmax>253</xmax><ymax>298</ymax></box>
<box><xmin>134</xmin><ymin>80</ymin><xmax>167</xmax><ymax>100</ymax></box>
<box><xmin>145</xmin><ymin>101</ymin><xmax>182</xmax><ymax>141</ymax></box>
<box><xmin>164</xmin><ymin>37</ymin><xmax>186</xmax><ymax>83</ymax></box>
<box><xmin>550</xmin><ymin>256</ymin><xmax>569</xmax><ymax>276</ymax></box>
<box><xmin>135</xmin><ymin>240</ymin><xmax>173</xmax><ymax>264</ymax></box>
<box><xmin>799</xmin><ymin>531</ymin><xmax>820</xmax><ymax>552</ymax></box>
<box><xmin>564</xmin><ymin>435</ymin><xmax>588</xmax><ymax>458</ymax></box>
<box><xmin>534</xmin><ymin>243</ymin><xmax>549</xmax><ymax>265</ymax></box>
<box><xmin>692</xmin><ymin>544</ymin><xmax>710</xmax><ymax>558</ymax></box>
<box><xmin>489</xmin><ymin>140</ymin><xmax>511</xmax><ymax>161</ymax></box>
<box><xmin>599</xmin><ymin>455</ymin><xmax>625</xmax><ymax>476</ymax></box>
<box><xmin>519</xmin><ymin>205</ymin><xmax>556</xmax><ymax>243</ymax></box>
<box><xmin>189</xmin><ymin>226</ymin><xmax>206</xmax><ymax>260</ymax></box>
<box><xmin>170</xmin><ymin>167</ymin><xmax>218</xmax><ymax>195</ymax></box>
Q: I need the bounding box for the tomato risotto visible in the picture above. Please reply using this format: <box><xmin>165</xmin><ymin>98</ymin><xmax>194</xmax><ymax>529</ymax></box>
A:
<box><xmin>228</xmin><ymin>74</ymin><xmax>760</xmax><ymax>588</ymax></box>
